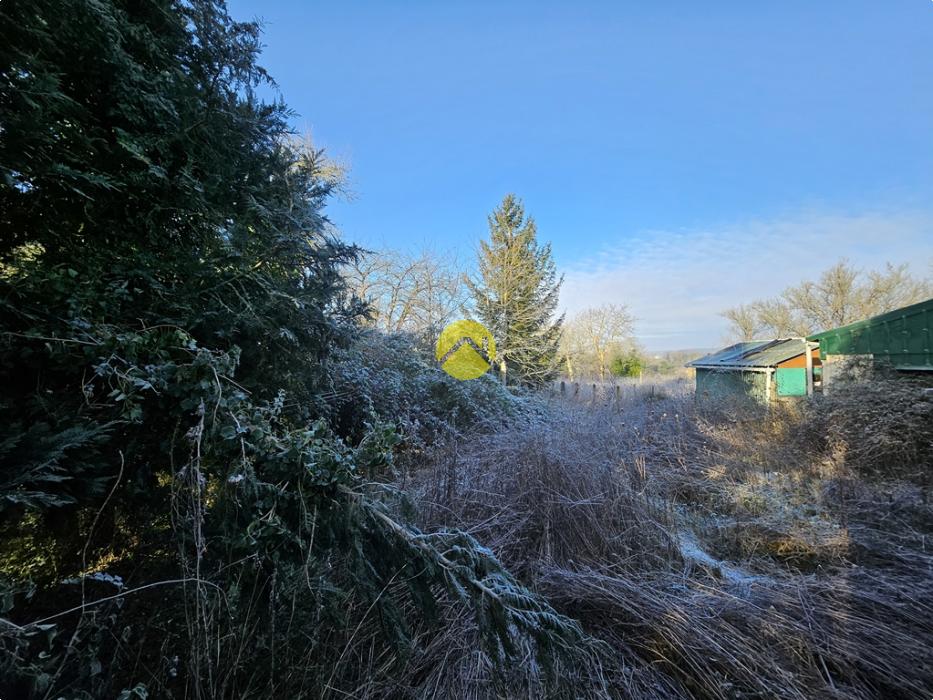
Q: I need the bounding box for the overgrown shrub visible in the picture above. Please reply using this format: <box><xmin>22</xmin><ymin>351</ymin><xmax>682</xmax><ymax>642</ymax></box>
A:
<box><xmin>610</xmin><ymin>352</ymin><xmax>643</xmax><ymax>378</ymax></box>
<box><xmin>806</xmin><ymin>377</ymin><xmax>933</xmax><ymax>482</ymax></box>
<box><xmin>326</xmin><ymin>330</ymin><xmax>539</xmax><ymax>448</ymax></box>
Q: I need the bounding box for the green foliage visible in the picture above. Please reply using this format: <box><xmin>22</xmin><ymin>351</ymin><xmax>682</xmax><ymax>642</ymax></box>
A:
<box><xmin>466</xmin><ymin>195</ymin><xmax>564</xmax><ymax>387</ymax></box>
<box><xmin>610</xmin><ymin>352</ymin><xmax>643</xmax><ymax>378</ymax></box>
<box><xmin>0</xmin><ymin>1</ymin><xmax>583</xmax><ymax>697</ymax></box>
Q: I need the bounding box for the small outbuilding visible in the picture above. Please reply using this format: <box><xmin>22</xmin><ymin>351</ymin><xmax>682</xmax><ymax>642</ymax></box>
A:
<box><xmin>688</xmin><ymin>338</ymin><xmax>821</xmax><ymax>405</ymax></box>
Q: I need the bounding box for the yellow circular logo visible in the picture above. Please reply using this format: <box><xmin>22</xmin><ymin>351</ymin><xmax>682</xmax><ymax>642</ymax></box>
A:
<box><xmin>435</xmin><ymin>319</ymin><xmax>496</xmax><ymax>380</ymax></box>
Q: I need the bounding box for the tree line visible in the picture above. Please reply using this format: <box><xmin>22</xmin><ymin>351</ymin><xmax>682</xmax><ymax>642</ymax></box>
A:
<box><xmin>722</xmin><ymin>259</ymin><xmax>931</xmax><ymax>341</ymax></box>
<box><xmin>346</xmin><ymin>209</ymin><xmax>930</xmax><ymax>383</ymax></box>
<box><xmin>347</xmin><ymin>195</ymin><xmax>642</xmax><ymax>384</ymax></box>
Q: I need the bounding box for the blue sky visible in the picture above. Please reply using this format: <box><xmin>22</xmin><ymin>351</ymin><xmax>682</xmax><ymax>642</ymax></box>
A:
<box><xmin>229</xmin><ymin>0</ymin><xmax>933</xmax><ymax>349</ymax></box>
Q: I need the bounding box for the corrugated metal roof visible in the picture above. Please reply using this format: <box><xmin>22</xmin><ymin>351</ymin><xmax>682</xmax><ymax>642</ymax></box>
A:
<box><xmin>688</xmin><ymin>338</ymin><xmax>808</xmax><ymax>369</ymax></box>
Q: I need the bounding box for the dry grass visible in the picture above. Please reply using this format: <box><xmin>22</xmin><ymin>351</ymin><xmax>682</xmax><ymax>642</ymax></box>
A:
<box><xmin>390</xmin><ymin>381</ymin><xmax>933</xmax><ymax>699</ymax></box>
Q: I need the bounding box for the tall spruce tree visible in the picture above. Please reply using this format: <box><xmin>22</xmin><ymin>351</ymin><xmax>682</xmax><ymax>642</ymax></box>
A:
<box><xmin>466</xmin><ymin>195</ymin><xmax>563</xmax><ymax>386</ymax></box>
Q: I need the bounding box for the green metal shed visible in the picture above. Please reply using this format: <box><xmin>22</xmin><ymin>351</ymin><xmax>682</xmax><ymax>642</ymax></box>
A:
<box><xmin>807</xmin><ymin>297</ymin><xmax>933</xmax><ymax>372</ymax></box>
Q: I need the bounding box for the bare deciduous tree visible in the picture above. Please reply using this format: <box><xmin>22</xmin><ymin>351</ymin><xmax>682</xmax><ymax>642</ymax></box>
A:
<box><xmin>562</xmin><ymin>304</ymin><xmax>636</xmax><ymax>380</ymax></box>
<box><xmin>345</xmin><ymin>248</ymin><xmax>468</xmax><ymax>342</ymax></box>
<box><xmin>722</xmin><ymin>259</ymin><xmax>932</xmax><ymax>341</ymax></box>
<box><xmin>721</xmin><ymin>304</ymin><xmax>759</xmax><ymax>342</ymax></box>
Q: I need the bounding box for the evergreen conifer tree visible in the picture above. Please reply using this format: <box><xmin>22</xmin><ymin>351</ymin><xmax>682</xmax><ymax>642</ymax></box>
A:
<box><xmin>466</xmin><ymin>195</ymin><xmax>563</xmax><ymax>386</ymax></box>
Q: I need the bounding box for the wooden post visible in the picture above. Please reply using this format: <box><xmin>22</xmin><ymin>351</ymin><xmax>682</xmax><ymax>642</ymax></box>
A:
<box><xmin>573</xmin><ymin>383</ymin><xmax>579</xmax><ymax>399</ymax></box>
<box><xmin>560</xmin><ymin>380</ymin><xmax>566</xmax><ymax>396</ymax></box>
<box><xmin>805</xmin><ymin>342</ymin><xmax>815</xmax><ymax>396</ymax></box>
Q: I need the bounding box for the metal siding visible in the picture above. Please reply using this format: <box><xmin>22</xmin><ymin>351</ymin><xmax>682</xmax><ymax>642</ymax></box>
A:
<box><xmin>809</xmin><ymin>298</ymin><xmax>933</xmax><ymax>370</ymax></box>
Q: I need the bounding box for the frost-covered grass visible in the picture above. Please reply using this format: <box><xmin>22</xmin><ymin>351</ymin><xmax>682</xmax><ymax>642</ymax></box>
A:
<box><xmin>373</xmin><ymin>378</ymin><xmax>933</xmax><ymax>699</ymax></box>
<box><xmin>6</xmin><ymin>358</ymin><xmax>928</xmax><ymax>699</ymax></box>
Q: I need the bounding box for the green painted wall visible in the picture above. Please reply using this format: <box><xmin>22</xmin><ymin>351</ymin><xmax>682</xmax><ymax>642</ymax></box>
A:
<box><xmin>695</xmin><ymin>368</ymin><xmax>768</xmax><ymax>404</ymax></box>
<box><xmin>809</xmin><ymin>298</ymin><xmax>933</xmax><ymax>370</ymax></box>
<box><xmin>775</xmin><ymin>367</ymin><xmax>807</xmax><ymax>396</ymax></box>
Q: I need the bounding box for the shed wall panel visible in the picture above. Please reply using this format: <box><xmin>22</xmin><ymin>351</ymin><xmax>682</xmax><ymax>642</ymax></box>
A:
<box><xmin>696</xmin><ymin>368</ymin><xmax>768</xmax><ymax>404</ymax></box>
<box><xmin>775</xmin><ymin>367</ymin><xmax>807</xmax><ymax>396</ymax></box>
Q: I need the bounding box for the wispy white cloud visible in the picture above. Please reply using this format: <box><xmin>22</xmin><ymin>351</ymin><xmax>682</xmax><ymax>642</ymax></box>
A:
<box><xmin>560</xmin><ymin>209</ymin><xmax>933</xmax><ymax>351</ymax></box>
